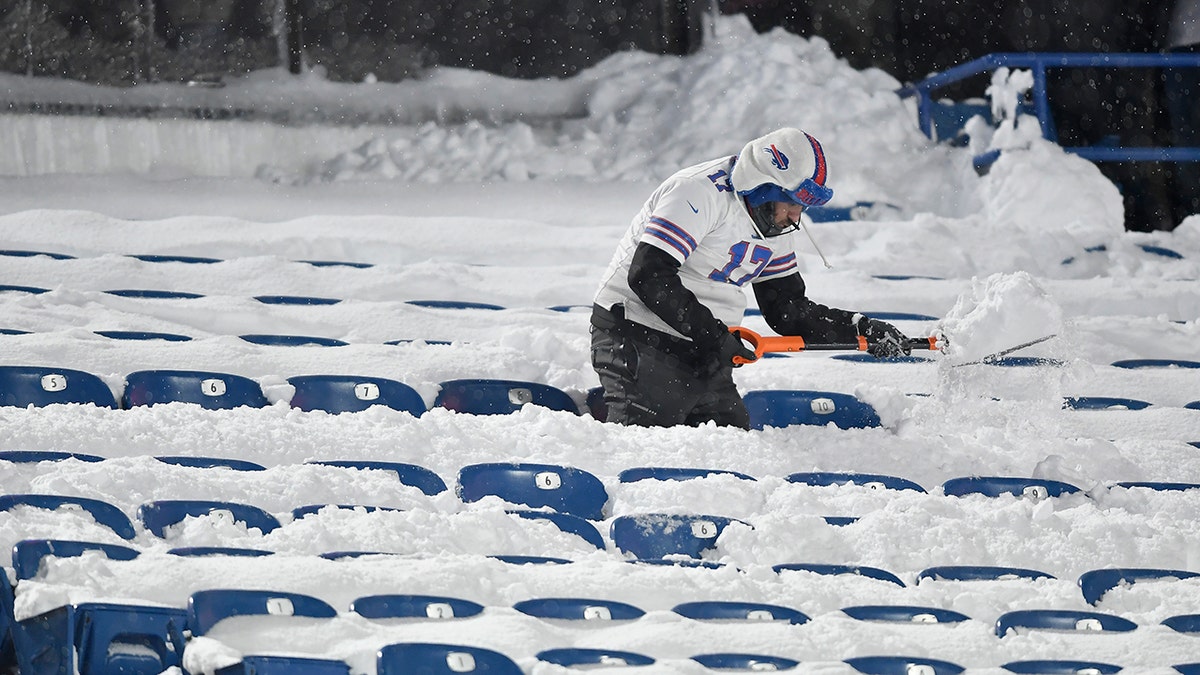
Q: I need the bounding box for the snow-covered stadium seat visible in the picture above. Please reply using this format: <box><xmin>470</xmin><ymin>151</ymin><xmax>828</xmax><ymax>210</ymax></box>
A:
<box><xmin>137</xmin><ymin>499</ymin><xmax>281</xmax><ymax>538</ymax></box>
<box><xmin>772</xmin><ymin>563</ymin><xmax>906</xmax><ymax>587</ymax></box>
<box><xmin>1164</xmin><ymin>614</ymin><xmax>1200</xmax><ymax>634</ymax></box>
<box><xmin>14</xmin><ymin>602</ymin><xmax>187</xmax><ymax>675</ymax></box>
<box><xmin>1001</xmin><ymin>660</ymin><xmax>1122</xmax><ymax>674</ymax></box>
<box><xmin>610</xmin><ymin>513</ymin><xmax>746</xmax><ymax>560</ymax></box>
<box><xmin>154</xmin><ymin>455</ymin><xmax>266</xmax><ymax>471</ymax></box>
<box><xmin>941</xmin><ymin>476</ymin><xmax>1082</xmax><ymax>499</ymax></box>
<box><xmin>513</xmin><ymin>597</ymin><xmax>644</xmax><ymax>621</ymax></box>
<box><xmin>536</xmin><ymin>647</ymin><xmax>655</xmax><ymax>668</ymax></box>
<box><xmin>916</xmin><ymin>566</ymin><xmax>1056</xmax><ymax>583</ymax></box>
<box><xmin>434</xmin><ymin>379</ymin><xmax>579</xmax><ymax>416</ymax></box>
<box><xmin>1077</xmin><ymin>567</ymin><xmax>1200</xmax><ymax>606</ymax></box>
<box><xmin>216</xmin><ymin>655</ymin><xmax>350</xmax><ymax>675</ymax></box>
<box><xmin>672</xmin><ymin>600</ymin><xmax>809</xmax><ymax>625</ymax></box>
<box><xmin>253</xmin><ymin>294</ymin><xmax>341</xmax><ymax>305</ymax></box>
<box><xmin>350</xmin><ymin>594</ymin><xmax>484</xmax><ymax>620</ymax></box>
<box><xmin>787</xmin><ymin>471</ymin><xmax>926</xmax><ymax>493</ymax></box>
<box><xmin>692</xmin><ymin>653</ymin><xmax>800</xmax><ymax>671</ymax></box>
<box><xmin>94</xmin><ymin>330</ymin><xmax>193</xmax><ymax>342</ymax></box>
<box><xmin>287</xmin><ymin>375</ymin><xmax>426</xmax><ymax>415</ymax></box>
<box><xmin>238</xmin><ymin>334</ymin><xmax>349</xmax><ymax>347</ymax></box>
<box><xmin>1062</xmin><ymin>396</ymin><xmax>1152</xmax><ymax>410</ymax></box>
<box><xmin>305</xmin><ymin>460</ymin><xmax>447</xmax><ymax>495</ymax></box>
<box><xmin>0</xmin><ymin>494</ymin><xmax>136</xmax><ymax>540</ymax></box>
<box><xmin>122</xmin><ymin>370</ymin><xmax>268</xmax><ymax>409</ymax></box>
<box><xmin>506</xmin><ymin>510</ymin><xmax>606</xmax><ymax>550</ymax></box>
<box><xmin>187</xmin><ymin>589</ymin><xmax>338</xmax><ymax>636</ymax></box>
<box><xmin>377</xmin><ymin>643</ymin><xmax>522</xmax><ymax>675</ymax></box>
<box><xmin>840</xmin><ymin>605</ymin><xmax>970</xmax><ymax>624</ymax></box>
<box><xmin>0</xmin><ymin>366</ymin><xmax>117</xmax><ymax>408</ymax></box>
<box><xmin>618</xmin><ymin>466</ymin><xmax>757</xmax><ymax>482</ymax></box>
<box><xmin>11</xmin><ymin>539</ymin><xmax>139</xmax><ymax>581</ymax></box>
<box><xmin>994</xmin><ymin>609</ymin><xmax>1137</xmax><ymax>637</ymax></box>
<box><xmin>743</xmin><ymin>390</ymin><xmax>881</xmax><ymax>430</ymax></box>
<box><xmin>845</xmin><ymin>655</ymin><xmax>965</xmax><ymax>674</ymax></box>
<box><xmin>457</xmin><ymin>462</ymin><xmax>608</xmax><ymax>520</ymax></box>
<box><xmin>0</xmin><ymin>450</ymin><xmax>104</xmax><ymax>463</ymax></box>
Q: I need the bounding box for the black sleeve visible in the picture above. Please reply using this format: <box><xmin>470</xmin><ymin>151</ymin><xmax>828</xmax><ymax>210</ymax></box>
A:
<box><xmin>627</xmin><ymin>242</ymin><xmax>727</xmax><ymax>347</ymax></box>
<box><xmin>752</xmin><ymin>272</ymin><xmax>860</xmax><ymax>343</ymax></box>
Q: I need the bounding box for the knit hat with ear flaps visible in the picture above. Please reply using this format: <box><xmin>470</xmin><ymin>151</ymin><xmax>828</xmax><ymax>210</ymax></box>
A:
<box><xmin>731</xmin><ymin>127</ymin><xmax>833</xmax><ymax>208</ymax></box>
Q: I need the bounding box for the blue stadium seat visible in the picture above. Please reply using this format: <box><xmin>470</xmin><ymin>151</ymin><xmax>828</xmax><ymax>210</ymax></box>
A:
<box><xmin>319</xmin><ymin>551</ymin><xmax>399</xmax><ymax>561</ymax></box>
<box><xmin>122</xmin><ymin>370</ymin><xmax>268</xmax><ymax>409</ymax></box>
<box><xmin>104</xmin><ymin>289</ymin><xmax>204</xmax><ymax>299</ymax></box>
<box><xmin>434</xmin><ymin>379</ymin><xmax>579</xmax><ymax>415</ymax></box>
<box><xmin>831</xmin><ymin>353</ymin><xmax>934</xmax><ymax>364</ymax></box>
<box><xmin>841</xmin><ymin>605</ymin><xmax>970</xmax><ymax>624</ymax></box>
<box><xmin>12</xmin><ymin>539</ymin><xmax>139</xmax><ymax>580</ymax></box>
<box><xmin>994</xmin><ymin>609</ymin><xmax>1137</xmax><ymax>637</ymax></box>
<box><xmin>129</xmin><ymin>253</ymin><xmax>221</xmax><ymax>264</ymax></box>
<box><xmin>377</xmin><ymin>643</ymin><xmax>522</xmax><ymax>675</ymax></box>
<box><xmin>845</xmin><ymin>655</ymin><xmax>964</xmax><ymax>674</ymax></box>
<box><xmin>187</xmin><ymin>589</ymin><xmax>338</xmax><ymax>636</ymax></box>
<box><xmin>216</xmin><ymin>655</ymin><xmax>350</xmax><ymax>675</ymax></box>
<box><xmin>406</xmin><ymin>300</ymin><xmax>505</xmax><ymax>310</ymax></box>
<box><xmin>916</xmin><ymin>566</ymin><xmax>1056</xmax><ymax>583</ymax></box>
<box><xmin>287</xmin><ymin>375</ymin><xmax>426</xmax><ymax>415</ymax></box>
<box><xmin>490</xmin><ymin>554</ymin><xmax>571</xmax><ymax>565</ymax></box>
<box><xmin>306</xmin><ymin>460</ymin><xmax>447</xmax><ymax>495</ymax></box>
<box><xmin>238</xmin><ymin>334</ymin><xmax>349</xmax><ymax>347</ymax></box>
<box><xmin>14</xmin><ymin>603</ymin><xmax>187</xmax><ymax>675</ymax></box>
<box><xmin>1002</xmin><ymin>660</ymin><xmax>1123</xmax><ymax>674</ymax></box>
<box><xmin>1078</xmin><ymin>567</ymin><xmax>1200</xmax><ymax>606</ymax></box>
<box><xmin>0</xmin><ymin>249</ymin><xmax>74</xmax><ymax>260</ymax></box>
<box><xmin>1062</xmin><ymin>396</ymin><xmax>1152</xmax><ymax>410</ymax></box>
<box><xmin>1187</xmin><ymin>401</ymin><xmax>1200</xmax><ymax>411</ymax></box>
<box><xmin>1165</xmin><ymin>614</ymin><xmax>1200</xmax><ymax>633</ymax></box>
<box><xmin>513</xmin><ymin>597</ymin><xmax>644</xmax><ymax>621</ymax></box>
<box><xmin>743</xmin><ymin>390</ymin><xmax>881</xmax><ymax>430</ymax></box>
<box><xmin>1111</xmin><ymin>359</ymin><xmax>1200</xmax><ymax>369</ymax></box>
<box><xmin>691</xmin><ymin>653</ymin><xmax>800</xmax><ymax>671</ymax></box>
<box><xmin>457</xmin><ymin>462</ymin><xmax>608</xmax><ymax>520</ymax></box>
<box><xmin>93</xmin><ymin>330</ymin><xmax>193</xmax><ymax>342</ymax></box>
<box><xmin>253</xmin><ymin>295</ymin><xmax>341</xmax><ymax>305</ymax></box>
<box><xmin>941</xmin><ymin>476</ymin><xmax>1082</xmax><ymax>499</ymax></box>
<box><xmin>537</xmin><ymin>648</ymin><xmax>655</xmax><ymax>668</ymax></box>
<box><xmin>1112</xmin><ymin>481</ymin><xmax>1200</xmax><ymax>492</ymax></box>
<box><xmin>672</xmin><ymin>600</ymin><xmax>809</xmax><ymax>624</ymax></box>
<box><xmin>0</xmin><ymin>284</ymin><xmax>48</xmax><ymax>294</ymax></box>
<box><xmin>773</xmin><ymin>563</ymin><xmax>905</xmax><ymax>587</ymax></box>
<box><xmin>351</xmin><ymin>594</ymin><xmax>484</xmax><ymax>620</ymax></box>
<box><xmin>1173</xmin><ymin>664</ymin><xmax>1200</xmax><ymax>675</ymax></box>
<box><xmin>137</xmin><ymin>500</ymin><xmax>281</xmax><ymax>537</ymax></box>
<box><xmin>0</xmin><ymin>328</ymin><xmax>32</xmax><ymax>335</ymax></box>
<box><xmin>297</xmin><ymin>259</ymin><xmax>373</xmax><ymax>269</ymax></box>
<box><xmin>508</xmin><ymin>510</ymin><xmax>606</xmax><ymax>550</ymax></box>
<box><xmin>0</xmin><ymin>494</ymin><xmax>135</xmax><ymax>540</ymax></box>
<box><xmin>787</xmin><ymin>471</ymin><xmax>926</xmax><ymax>492</ymax></box>
<box><xmin>154</xmin><ymin>456</ymin><xmax>266</xmax><ymax>471</ymax></box>
<box><xmin>1</xmin><ymin>570</ymin><xmax>14</xmax><ymax>669</ymax></box>
<box><xmin>290</xmin><ymin>504</ymin><xmax>404</xmax><ymax>520</ymax></box>
<box><xmin>168</xmin><ymin>546</ymin><xmax>274</xmax><ymax>558</ymax></box>
<box><xmin>618</xmin><ymin>466</ymin><xmax>756</xmax><ymax>482</ymax></box>
<box><xmin>0</xmin><ymin>450</ymin><xmax>104</xmax><ymax>463</ymax></box>
<box><xmin>610</xmin><ymin>514</ymin><xmax>746</xmax><ymax>560</ymax></box>
<box><xmin>0</xmin><ymin>366</ymin><xmax>117</xmax><ymax>408</ymax></box>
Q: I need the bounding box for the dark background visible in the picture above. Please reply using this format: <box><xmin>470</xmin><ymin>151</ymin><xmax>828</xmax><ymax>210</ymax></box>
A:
<box><xmin>0</xmin><ymin>0</ymin><xmax>1191</xmax><ymax>231</ymax></box>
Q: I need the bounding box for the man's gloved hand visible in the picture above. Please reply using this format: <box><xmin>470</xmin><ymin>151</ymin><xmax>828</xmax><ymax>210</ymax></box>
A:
<box><xmin>699</xmin><ymin>329</ymin><xmax>758</xmax><ymax>376</ymax></box>
<box><xmin>856</xmin><ymin>315</ymin><xmax>912</xmax><ymax>358</ymax></box>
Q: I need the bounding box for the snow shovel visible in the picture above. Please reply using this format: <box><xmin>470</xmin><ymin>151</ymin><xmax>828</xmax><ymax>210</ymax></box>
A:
<box><xmin>728</xmin><ymin>326</ymin><xmax>943</xmax><ymax>365</ymax></box>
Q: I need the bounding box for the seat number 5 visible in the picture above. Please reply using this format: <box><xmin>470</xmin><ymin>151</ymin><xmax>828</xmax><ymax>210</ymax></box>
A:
<box><xmin>709</xmin><ymin>242</ymin><xmax>771</xmax><ymax>286</ymax></box>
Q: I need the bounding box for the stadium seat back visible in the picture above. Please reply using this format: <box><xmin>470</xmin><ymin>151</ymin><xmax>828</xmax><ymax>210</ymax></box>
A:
<box><xmin>350</xmin><ymin>594</ymin><xmax>484</xmax><ymax>620</ymax></box>
<box><xmin>376</xmin><ymin>643</ymin><xmax>522</xmax><ymax>675</ymax></box>
<box><xmin>457</xmin><ymin>462</ymin><xmax>608</xmax><ymax>520</ymax></box>
<box><xmin>137</xmin><ymin>500</ymin><xmax>281</xmax><ymax>538</ymax></box>
<box><xmin>512</xmin><ymin>597</ymin><xmax>644</xmax><ymax>621</ymax></box>
<box><xmin>188</xmin><ymin>589</ymin><xmax>337</xmax><ymax>636</ymax></box>
<box><xmin>0</xmin><ymin>494</ymin><xmax>136</xmax><ymax>540</ymax></box>
<box><xmin>12</xmin><ymin>539</ymin><xmax>139</xmax><ymax>581</ymax></box>
<box><xmin>288</xmin><ymin>375</ymin><xmax>426</xmax><ymax>415</ymax></box>
<box><xmin>307</xmin><ymin>460</ymin><xmax>447</xmax><ymax>496</ymax></box>
<box><xmin>434</xmin><ymin>379</ymin><xmax>579</xmax><ymax>415</ymax></box>
<box><xmin>743</xmin><ymin>390</ymin><xmax>881</xmax><ymax>429</ymax></box>
<box><xmin>215</xmin><ymin>655</ymin><xmax>351</xmax><ymax>675</ymax></box>
<box><xmin>610</xmin><ymin>514</ymin><xmax>741</xmax><ymax>560</ymax></box>
<box><xmin>0</xmin><ymin>366</ymin><xmax>117</xmax><ymax>408</ymax></box>
<box><xmin>122</xmin><ymin>370</ymin><xmax>268</xmax><ymax>409</ymax></box>
<box><xmin>15</xmin><ymin>603</ymin><xmax>187</xmax><ymax>675</ymax></box>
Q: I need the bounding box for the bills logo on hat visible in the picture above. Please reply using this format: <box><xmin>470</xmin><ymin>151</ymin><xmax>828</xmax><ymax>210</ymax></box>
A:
<box><xmin>765</xmin><ymin>144</ymin><xmax>789</xmax><ymax>171</ymax></box>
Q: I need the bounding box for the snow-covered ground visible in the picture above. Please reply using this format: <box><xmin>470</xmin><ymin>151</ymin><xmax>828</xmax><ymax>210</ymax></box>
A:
<box><xmin>2</xmin><ymin>16</ymin><xmax>1200</xmax><ymax>675</ymax></box>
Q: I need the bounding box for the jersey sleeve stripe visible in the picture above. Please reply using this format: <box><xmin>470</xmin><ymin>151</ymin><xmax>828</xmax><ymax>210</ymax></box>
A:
<box><xmin>646</xmin><ymin>228</ymin><xmax>692</xmax><ymax>258</ymax></box>
<box><xmin>648</xmin><ymin>216</ymin><xmax>698</xmax><ymax>250</ymax></box>
<box><xmin>763</xmin><ymin>253</ymin><xmax>797</xmax><ymax>274</ymax></box>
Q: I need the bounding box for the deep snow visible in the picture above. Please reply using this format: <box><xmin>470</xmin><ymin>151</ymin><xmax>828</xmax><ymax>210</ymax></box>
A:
<box><xmin>2</xmin><ymin>15</ymin><xmax>1200</xmax><ymax>675</ymax></box>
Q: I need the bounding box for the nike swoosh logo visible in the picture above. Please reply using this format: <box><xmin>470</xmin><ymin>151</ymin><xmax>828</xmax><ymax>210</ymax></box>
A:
<box><xmin>687</xmin><ymin>201</ymin><xmax>699</xmax><ymax>213</ymax></box>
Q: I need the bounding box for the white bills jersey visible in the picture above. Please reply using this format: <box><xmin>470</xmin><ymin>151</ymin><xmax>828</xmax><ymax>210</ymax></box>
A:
<box><xmin>594</xmin><ymin>155</ymin><xmax>802</xmax><ymax>339</ymax></box>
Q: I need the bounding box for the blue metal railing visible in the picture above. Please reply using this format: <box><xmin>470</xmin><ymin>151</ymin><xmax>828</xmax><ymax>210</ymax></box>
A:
<box><xmin>897</xmin><ymin>52</ymin><xmax>1200</xmax><ymax>162</ymax></box>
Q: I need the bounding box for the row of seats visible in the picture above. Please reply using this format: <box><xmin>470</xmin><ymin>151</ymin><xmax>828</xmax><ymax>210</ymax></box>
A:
<box><xmin>6</xmin><ymin>455</ymin><xmax>1198</xmax><ymax>521</ymax></box>
<box><xmin>5</xmin><ymin>366</ymin><xmax>1198</xmax><ymax>431</ymax></box>
<box><xmin>2</xmin><ymin>577</ymin><xmax>1198</xmax><ymax>675</ymax></box>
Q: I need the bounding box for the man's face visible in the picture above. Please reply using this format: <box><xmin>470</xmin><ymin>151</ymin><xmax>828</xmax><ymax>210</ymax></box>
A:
<box><xmin>773</xmin><ymin>201</ymin><xmax>804</xmax><ymax>229</ymax></box>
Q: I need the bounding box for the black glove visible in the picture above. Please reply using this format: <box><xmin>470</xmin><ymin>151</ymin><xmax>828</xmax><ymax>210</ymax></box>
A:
<box><xmin>698</xmin><ymin>329</ymin><xmax>758</xmax><ymax>376</ymax></box>
<box><xmin>856</xmin><ymin>315</ymin><xmax>911</xmax><ymax>358</ymax></box>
